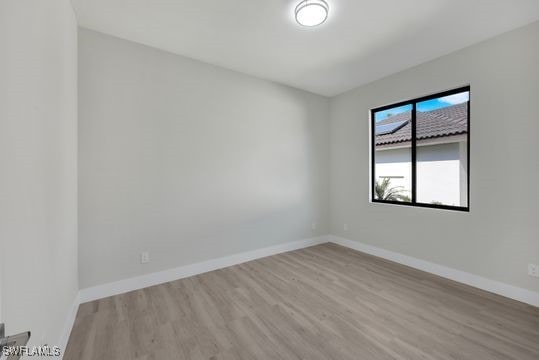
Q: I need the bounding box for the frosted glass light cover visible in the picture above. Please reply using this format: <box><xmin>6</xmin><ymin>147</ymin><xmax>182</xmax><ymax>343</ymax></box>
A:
<box><xmin>295</xmin><ymin>0</ymin><xmax>329</xmax><ymax>27</ymax></box>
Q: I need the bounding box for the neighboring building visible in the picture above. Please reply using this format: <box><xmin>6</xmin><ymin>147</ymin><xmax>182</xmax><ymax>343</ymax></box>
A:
<box><xmin>375</xmin><ymin>103</ymin><xmax>468</xmax><ymax>206</ymax></box>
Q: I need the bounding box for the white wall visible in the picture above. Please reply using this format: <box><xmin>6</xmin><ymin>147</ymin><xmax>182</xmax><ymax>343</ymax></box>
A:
<box><xmin>0</xmin><ymin>0</ymin><xmax>78</xmax><ymax>350</ymax></box>
<box><xmin>416</xmin><ymin>142</ymin><xmax>464</xmax><ymax>206</ymax></box>
<box><xmin>375</xmin><ymin>142</ymin><xmax>465</xmax><ymax>206</ymax></box>
<box><xmin>78</xmin><ymin>29</ymin><xmax>329</xmax><ymax>289</ymax></box>
<box><xmin>330</xmin><ymin>21</ymin><xmax>539</xmax><ymax>292</ymax></box>
<box><xmin>374</xmin><ymin>147</ymin><xmax>412</xmax><ymax>197</ymax></box>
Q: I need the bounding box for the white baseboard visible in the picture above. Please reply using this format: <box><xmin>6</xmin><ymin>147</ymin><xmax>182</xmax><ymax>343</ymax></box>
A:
<box><xmin>63</xmin><ymin>233</ymin><xmax>537</xmax><ymax>354</ymax></box>
<box><xmin>329</xmin><ymin>235</ymin><xmax>539</xmax><ymax>307</ymax></box>
<box><xmin>58</xmin><ymin>292</ymin><xmax>80</xmax><ymax>359</ymax></box>
<box><xmin>79</xmin><ymin>235</ymin><xmax>329</xmax><ymax>303</ymax></box>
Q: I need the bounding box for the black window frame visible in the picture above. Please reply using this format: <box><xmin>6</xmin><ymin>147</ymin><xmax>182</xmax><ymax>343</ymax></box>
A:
<box><xmin>370</xmin><ymin>86</ymin><xmax>470</xmax><ymax>212</ymax></box>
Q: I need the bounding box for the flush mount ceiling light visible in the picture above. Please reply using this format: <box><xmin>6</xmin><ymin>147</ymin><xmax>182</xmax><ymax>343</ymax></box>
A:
<box><xmin>295</xmin><ymin>0</ymin><xmax>329</xmax><ymax>27</ymax></box>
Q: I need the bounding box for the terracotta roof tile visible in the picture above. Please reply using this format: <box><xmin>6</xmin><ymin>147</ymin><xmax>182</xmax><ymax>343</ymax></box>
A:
<box><xmin>375</xmin><ymin>102</ymin><xmax>468</xmax><ymax>146</ymax></box>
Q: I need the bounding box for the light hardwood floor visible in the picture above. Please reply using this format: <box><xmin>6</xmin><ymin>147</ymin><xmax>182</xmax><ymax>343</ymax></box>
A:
<box><xmin>64</xmin><ymin>243</ymin><xmax>539</xmax><ymax>360</ymax></box>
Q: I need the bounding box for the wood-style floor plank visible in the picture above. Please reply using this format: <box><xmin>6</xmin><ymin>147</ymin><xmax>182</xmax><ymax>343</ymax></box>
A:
<box><xmin>64</xmin><ymin>243</ymin><xmax>539</xmax><ymax>360</ymax></box>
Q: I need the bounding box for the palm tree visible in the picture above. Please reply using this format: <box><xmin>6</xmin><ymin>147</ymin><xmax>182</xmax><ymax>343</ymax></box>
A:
<box><xmin>375</xmin><ymin>178</ymin><xmax>411</xmax><ymax>202</ymax></box>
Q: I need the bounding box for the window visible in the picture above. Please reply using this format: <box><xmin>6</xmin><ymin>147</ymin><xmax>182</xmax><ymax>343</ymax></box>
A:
<box><xmin>371</xmin><ymin>86</ymin><xmax>470</xmax><ymax>211</ymax></box>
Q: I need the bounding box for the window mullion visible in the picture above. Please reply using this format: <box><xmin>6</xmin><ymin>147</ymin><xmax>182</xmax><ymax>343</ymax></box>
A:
<box><xmin>411</xmin><ymin>102</ymin><xmax>417</xmax><ymax>204</ymax></box>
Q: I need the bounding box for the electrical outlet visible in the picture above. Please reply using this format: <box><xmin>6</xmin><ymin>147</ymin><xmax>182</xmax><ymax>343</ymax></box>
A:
<box><xmin>140</xmin><ymin>252</ymin><xmax>150</xmax><ymax>264</ymax></box>
<box><xmin>311</xmin><ymin>222</ymin><xmax>317</xmax><ymax>231</ymax></box>
<box><xmin>343</xmin><ymin>223</ymin><xmax>349</xmax><ymax>231</ymax></box>
<box><xmin>528</xmin><ymin>264</ymin><xmax>539</xmax><ymax>278</ymax></box>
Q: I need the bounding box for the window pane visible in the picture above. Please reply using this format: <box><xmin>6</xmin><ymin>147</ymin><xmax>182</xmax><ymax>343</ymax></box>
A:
<box><xmin>373</xmin><ymin>104</ymin><xmax>412</xmax><ymax>203</ymax></box>
<box><xmin>416</xmin><ymin>91</ymin><xmax>469</xmax><ymax>207</ymax></box>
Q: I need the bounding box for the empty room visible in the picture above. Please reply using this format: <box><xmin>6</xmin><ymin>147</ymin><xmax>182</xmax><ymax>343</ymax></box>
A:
<box><xmin>2</xmin><ymin>0</ymin><xmax>539</xmax><ymax>359</ymax></box>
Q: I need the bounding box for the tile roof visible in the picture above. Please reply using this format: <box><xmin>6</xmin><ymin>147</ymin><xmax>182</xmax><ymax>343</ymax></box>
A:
<box><xmin>375</xmin><ymin>102</ymin><xmax>468</xmax><ymax>146</ymax></box>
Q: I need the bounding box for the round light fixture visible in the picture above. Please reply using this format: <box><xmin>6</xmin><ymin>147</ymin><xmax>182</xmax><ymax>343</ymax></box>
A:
<box><xmin>295</xmin><ymin>0</ymin><xmax>329</xmax><ymax>27</ymax></box>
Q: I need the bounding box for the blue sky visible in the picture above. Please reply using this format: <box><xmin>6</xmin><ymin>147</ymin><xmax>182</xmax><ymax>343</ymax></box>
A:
<box><xmin>374</xmin><ymin>92</ymin><xmax>469</xmax><ymax>122</ymax></box>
